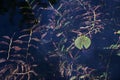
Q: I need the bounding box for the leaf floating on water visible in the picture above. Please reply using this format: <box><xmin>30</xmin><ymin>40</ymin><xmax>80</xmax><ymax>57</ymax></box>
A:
<box><xmin>84</xmin><ymin>36</ymin><xmax>91</xmax><ymax>49</ymax></box>
<box><xmin>75</xmin><ymin>37</ymin><xmax>83</xmax><ymax>50</ymax></box>
<box><xmin>74</xmin><ymin>35</ymin><xmax>91</xmax><ymax>50</ymax></box>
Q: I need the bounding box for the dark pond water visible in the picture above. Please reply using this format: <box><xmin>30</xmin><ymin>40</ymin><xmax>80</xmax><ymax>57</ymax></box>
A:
<box><xmin>0</xmin><ymin>0</ymin><xmax>120</xmax><ymax>80</ymax></box>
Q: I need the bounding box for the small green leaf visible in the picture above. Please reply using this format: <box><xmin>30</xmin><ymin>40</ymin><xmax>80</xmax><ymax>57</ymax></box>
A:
<box><xmin>74</xmin><ymin>35</ymin><xmax>91</xmax><ymax>50</ymax></box>
<box><xmin>75</xmin><ymin>37</ymin><xmax>83</xmax><ymax>50</ymax></box>
<box><xmin>83</xmin><ymin>36</ymin><xmax>91</xmax><ymax>49</ymax></box>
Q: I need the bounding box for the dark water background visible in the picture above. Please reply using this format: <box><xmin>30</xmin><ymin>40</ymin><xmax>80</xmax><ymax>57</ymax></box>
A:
<box><xmin>0</xmin><ymin>0</ymin><xmax>120</xmax><ymax>80</ymax></box>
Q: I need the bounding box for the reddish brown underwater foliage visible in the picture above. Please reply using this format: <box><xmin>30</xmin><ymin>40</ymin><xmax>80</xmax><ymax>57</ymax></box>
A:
<box><xmin>0</xmin><ymin>27</ymin><xmax>41</xmax><ymax>79</ymax></box>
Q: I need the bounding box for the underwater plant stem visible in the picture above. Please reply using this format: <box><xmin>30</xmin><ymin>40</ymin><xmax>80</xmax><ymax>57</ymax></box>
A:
<box><xmin>7</xmin><ymin>38</ymin><xmax>12</xmax><ymax>60</ymax></box>
<box><xmin>66</xmin><ymin>43</ymin><xmax>74</xmax><ymax>52</ymax></box>
<box><xmin>16</xmin><ymin>70</ymin><xmax>37</xmax><ymax>76</ymax></box>
<box><xmin>7</xmin><ymin>33</ymin><xmax>15</xmax><ymax>60</ymax></box>
<box><xmin>49</xmin><ymin>2</ymin><xmax>62</xmax><ymax>16</ymax></box>
<box><xmin>26</xmin><ymin>29</ymin><xmax>33</xmax><ymax>58</ymax></box>
<box><xmin>77</xmin><ymin>0</ymin><xmax>87</xmax><ymax>10</ymax></box>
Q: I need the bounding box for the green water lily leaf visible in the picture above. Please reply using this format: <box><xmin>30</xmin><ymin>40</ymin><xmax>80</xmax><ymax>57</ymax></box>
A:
<box><xmin>74</xmin><ymin>35</ymin><xmax>91</xmax><ymax>50</ymax></box>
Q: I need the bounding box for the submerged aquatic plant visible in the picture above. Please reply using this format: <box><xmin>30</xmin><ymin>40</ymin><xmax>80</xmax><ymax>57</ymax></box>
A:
<box><xmin>0</xmin><ymin>0</ymin><xmax>119</xmax><ymax>80</ymax></box>
<box><xmin>0</xmin><ymin>29</ymin><xmax>39</xmax><ymax>80</ymax></box>
<box><xmin>40</xmin><ymin>0</ymin><xmax>107</xmax><ymax>79</ymax></box>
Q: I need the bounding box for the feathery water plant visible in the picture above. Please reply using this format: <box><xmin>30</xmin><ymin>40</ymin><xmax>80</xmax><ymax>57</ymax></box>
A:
<box><xmin>0</xmin><ymin>26</ymin><xmax>41</xmax><ymax>79</ymax></box>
